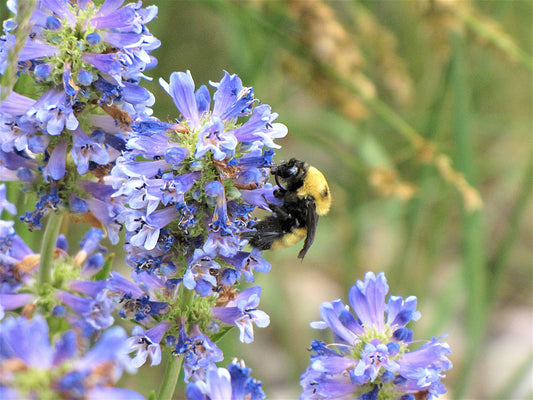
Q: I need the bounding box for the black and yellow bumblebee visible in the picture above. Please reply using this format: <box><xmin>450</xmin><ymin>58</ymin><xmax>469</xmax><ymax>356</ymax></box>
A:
<box><xmin>242</xmin><ymin>158</ymin><xmax>331</xmax><ymax>259</ymax></box>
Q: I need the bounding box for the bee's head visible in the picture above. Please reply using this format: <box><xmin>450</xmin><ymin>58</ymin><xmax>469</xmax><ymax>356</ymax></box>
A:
<box><xmin>271</xmin><ymin>158</ymin><xmax>308</xmax><ymax>189</ymax></box>
<box><xmin>272</xmin><ymin>158</ymin><xmax>307</xmax><ymax>178</ymax></box>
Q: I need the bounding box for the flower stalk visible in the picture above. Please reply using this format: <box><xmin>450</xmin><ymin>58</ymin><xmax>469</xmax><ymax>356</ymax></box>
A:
<box><xmin>38</xmin><ymin>211</ymin><xmax>63</xmax><ymax>286</ymax></box>
<box><xmin>157</xmin><ymin>353</ymin><xmax>183</xmax><ymax>400</ymax></box>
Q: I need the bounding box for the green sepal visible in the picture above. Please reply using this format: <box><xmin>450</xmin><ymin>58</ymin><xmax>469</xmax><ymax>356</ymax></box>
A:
<box><xmin>147</xmin><ymin>390</ymin><xmax>157</xmax><ymax>400</ymax></box>
<box><xmin>92</xmin><ymin>253</ymin><xmax>114</xmax><ymax>281</ymax></box>
<box><xmin>209</xmin><ymin>326</ymin><xmax>234</xmax><ymax>343</ymax></box>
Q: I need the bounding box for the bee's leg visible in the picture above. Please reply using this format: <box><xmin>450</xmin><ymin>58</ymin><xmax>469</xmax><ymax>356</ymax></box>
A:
<box><xmin>267</xmin><ymin>203</ymin><xmax>300</xmax><ymax>230</ymax></box>
<box><xmin>268</xmin><ymin>203</ymin><xmax>290</xmax><ymax>218</ymax></box>
<box><xmin>273</xmin><ymin>187</ymin><xmax>286</xmax><ymax>199</ymax></box>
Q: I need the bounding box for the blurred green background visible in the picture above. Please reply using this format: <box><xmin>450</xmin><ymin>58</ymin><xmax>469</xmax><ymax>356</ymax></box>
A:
<box><xmin>2</xmin><ymin>0</ymin><xmax>532</xmax><ymax>399</ymax></box>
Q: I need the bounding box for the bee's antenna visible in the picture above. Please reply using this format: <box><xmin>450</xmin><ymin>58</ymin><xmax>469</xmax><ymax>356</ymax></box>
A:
<box><xmin>274</xmin><ymin>173</ymin><xmax>285</xmax><ymax>191</ymax></box>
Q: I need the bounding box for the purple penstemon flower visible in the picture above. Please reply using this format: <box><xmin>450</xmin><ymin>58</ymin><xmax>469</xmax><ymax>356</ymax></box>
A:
<box><xmin>128</xmin><ymin>206</ymin><xmax>180</xmax><ymax>251</ymax></box>
<box><xmin>73</xmin><ymin>228</ymin><xmax>105</xmax><ymax>265</ymax></box>
<box><xmin>0</xmin><ymin>184</ymin><xmax>16</xmax><ymax>216</ymax></box>
<box><xmin>19</xmin><ymin>188</ymin><xmax>62</xmax><ymax>230</ymax></box>
<box><xmin>71</xmin><ymin>127</ymin><xmax>110</xmax><ymax>174</ymax></box>
<box><xmin>185</xmin><ymin>359</ymin><xmax>265</xmax><ymax>400</ymax></box>
<box><xmin>184</xmin><ymin>249</ymin><xmax>221</xmax><ymax>297</ymax></box>
<box><xmin>57</xmin><ymin>285</ymin><xmax>115</xmax><ymax>331</ymax></box>
<box><xmin>300</xmin><ymin>271</ymin><xmax>452</xmax><ymax>400</ymax></box>
<box><xmin>211</xmin><ymin>286</ymin><xmax>270</xmax><ymax>344</ymax></box>
<box><xmin>219</xmin><ymin>248</ymin><xmax>271</xmax><ymax>283</ymax></box>
<box><xmin>107</xmin><ymin>271</ymin><xmax>170</xmax><ymax>322</ymax></box>
<box><xmin>127</xmin><ymin>322</ymin><xmax>171</xmax><ymax>368</ymax></box>
<box><xmin>25</xmin><ymin>87</ymin><xmax>79</xmax><ymax>136</ymax></box>
<box><xmin>175</xmin><ymin>323</ymin><xmax>224</xmax><ymax>382</ymax></box>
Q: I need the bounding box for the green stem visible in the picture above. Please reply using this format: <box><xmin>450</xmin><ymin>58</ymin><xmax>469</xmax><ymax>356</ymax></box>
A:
<box><xmin>38</xmin><ymin>212</ymin><xmax>63</xmax><ymax>286</ymax></box>
<box><xmin>0</xmin><ymin>0</ymin><xmax>37</xmax><ymax>101</ymax></box>
<box><xmin>450</xmin><ymin>30</ymin><xmax>487</xmax><ymax>399</ymax></box>
<box><xmin>157</xmin><ymin>353</ymin><xmax>183</xmax><ymax>400</ymax></box>
<box><xmin>488</xmin><ymin>156</ymin><xmax>533</xmax><ymax>295</ymax></box>
<box><xmin>156</xmin><ymin>285</ymin><xmax>194</xmax><ymax>399</ymax></box>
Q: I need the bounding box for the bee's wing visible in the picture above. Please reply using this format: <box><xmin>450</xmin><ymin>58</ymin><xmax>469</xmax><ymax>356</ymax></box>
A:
<box><xmin>298</xmin><ymin>200</ymin><xmax>319</xmax><ymax>259</ymax></box>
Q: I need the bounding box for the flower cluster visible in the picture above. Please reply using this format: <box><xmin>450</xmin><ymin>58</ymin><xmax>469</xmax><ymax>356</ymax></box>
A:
<box><xmin>0</xmin><ymin>0</ymin><xmax>158</xmax><ymax>232</ymax></box>
<box><xmin>0</xmin><ymin>316</ymin><xmax>143</xmax><ymax>399</ymax></box>
<box><xmin>108</xmin><ymin>69</ymin><xmax>285</xmax><ymax>383</ymax></box>
<box><xmin>0</xmin><ymin>218</ymin><xmax>150</xmax><ymax>397</ymax></box>
<box><xmin>113</xmin><ymin>70</ymin><xmax>285</xmax><ymax>280</ymax></box>
<box><xmin>300</xmin><ymin>272</ymin><xmax>452</xmax><ymax>400</ymax></box>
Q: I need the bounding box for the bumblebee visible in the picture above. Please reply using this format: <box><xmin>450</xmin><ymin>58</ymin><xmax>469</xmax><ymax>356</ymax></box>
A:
<box><xmin>242</xmin><ymin>158</ymin><xmax>331</xmax><ymax>259</ymax></box>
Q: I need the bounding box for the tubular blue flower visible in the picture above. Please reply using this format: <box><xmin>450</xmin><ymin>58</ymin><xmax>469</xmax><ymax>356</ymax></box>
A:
<box><xmin>0</xmin><ymin>149</ymin><xmax>38</xmax><ymax>183</ymax></box>
<box><xmin>195</xmin><ymin>117</ymin><xmax>238</xmax><ymax>160</ymax></box>
<box><xmin>0</xmin><ymin>220</ymin><xmax>37</xmax><ymax>295</ymax></box>
<box><xmin>83</xmin><ymin>195</ymin><xmax>124</xmax><ymax>245</ymax></box>
<box><xmin>184</xmin><ymin>249</ymin><xmax>221</xmax><ymax>297</ymax></box>
<box><xmin>112</xmin><ymin>176</ymin><xmax>161</xmax><ymax>214</ymax></box>
<box><xmin>0</xmin><ymin>315</ymin><xmax>76</xmax><ymax>371</ymax></box>
<box><xmin>25</xmin><ymin>87</ymin><xmax>79</xmax><ymax>136</ymax></box>
<box><xmin>226</xmin><ymin>105</ymin><xmax>287</xmax><ymax>149</ymax></box>
<box><xmin>57</xmin><ymin>288</ymin><xmax>114</xmax><ymax>331</ymax></box>
<box><xmin>351</xmin><ymin>339</ymin><xmax>400</xmax><ymax>384</ymax></box>
<box><xmin>68</xmin><ymin>193</ymin><xmax>89</xmax><ymax>214</ymax></box>
<box><xmin>20</xmin><ymin>188</ymin><xmax>61</xmax><ymax>230</ymax></box>
<box><xmin>300</xmin><ymin>271</ymin><xmax>451</xmax><ymax>400</ymax></box>
<box><xmin>107</xmin><ymin>271</ymin><xmax>170</xmax><ymax>322</ymax></box>
<box><xmin>203</xmin><ymin>225</ymin><xmax>245</xmax><ymax>259</ymax></box>
<box><xmin>74</xmin><ymin>228</ymin><xmax>105</xmax><ymax>265</ymax></box>
<box><xmin>126</xmin><ymin>252</ymin><xmax>177</xmax><ymax>276</ymax></box>
<box><xmin>395</xmin><ymin>336</ymin><xmax>452</xmax><ymax>398</ymax></box>
<box><xmin>205</xmin><ymin>181</ymin><xmax>231</xmax><ymax>233</ymax></box>
<box><xmin>219</xmin><ymin>248</ymin><xmax>271</xmax><ymax>283</ymax></box>
<box><xmin>160</xmin><ymin>172</ymin><xmax>199</xmax><ymax>207</ymax></box>
<box><xmin>185</xmin><ymin>360</ymin><xmax>265</xmax><ymax>400</ymax></box>
<box><xmin>177</xmin><ymin>323</ymin><xmax>224</xmax><ymax>382</ymax></box>
<box><xmin>71</xmin><ymin>127</ymin><xmax>110</xmax><ymax>174</ymax></box>
<box><xmin>42</xmin><ymin>139</ymin><xmax>68</xmax><ymax>181</ymax></box>
<box><xmin>0</xmin><ymin>91</ymin><xmax>37</xmax><ymax>152</ymax></box>
<box><xmin>56</xmin><ymin>326</ymin><xmax>140</xmax><ymax>399</ymax></box>
<box><xmin>0</xmin><ymin>220</ymin><xmax>32</xmax><ymax>259</ymax></box>
<box><xmin>0</xmin><ymin>293</ymin><xmax>34</xmax><ymax>318</ymax></box>
<box><xmin>0</xmin><ymin>184</ymin><xmax>16</xmax><ymax>215</ymax></box>
<box><xmin>128</xmin><ymin>206</ymin><xmax>180</xmax><ymax>250</ymax></box>
<box><xmin>211</xmin><ymin>286</ymin><xmax>270</xmax><ymax>343</ymax></box>
<box><xmin>227</xmin><ymin>360</ymin><xmax>266</xmax><ymax>400</ymax></box>
<box><xmin>127</xmin><ymin>322</ymin><xmax>170</xmax><ymax>367</ymax></box>
<box><xmin>211</xmin><ymin>71</ymin><xmax>255</xmax><ymax>120</ymax></box>
<box><xmin>80</xmin><ymin>253</ymin><xmax>105</xmax><ymax>277</ymax></box>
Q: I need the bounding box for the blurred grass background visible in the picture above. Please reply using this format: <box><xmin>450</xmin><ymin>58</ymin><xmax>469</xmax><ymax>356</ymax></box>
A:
<box><xmin>2</xmin><ymin>0</ymin><xmax>532</xmax><ymax>399</ymax></box>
